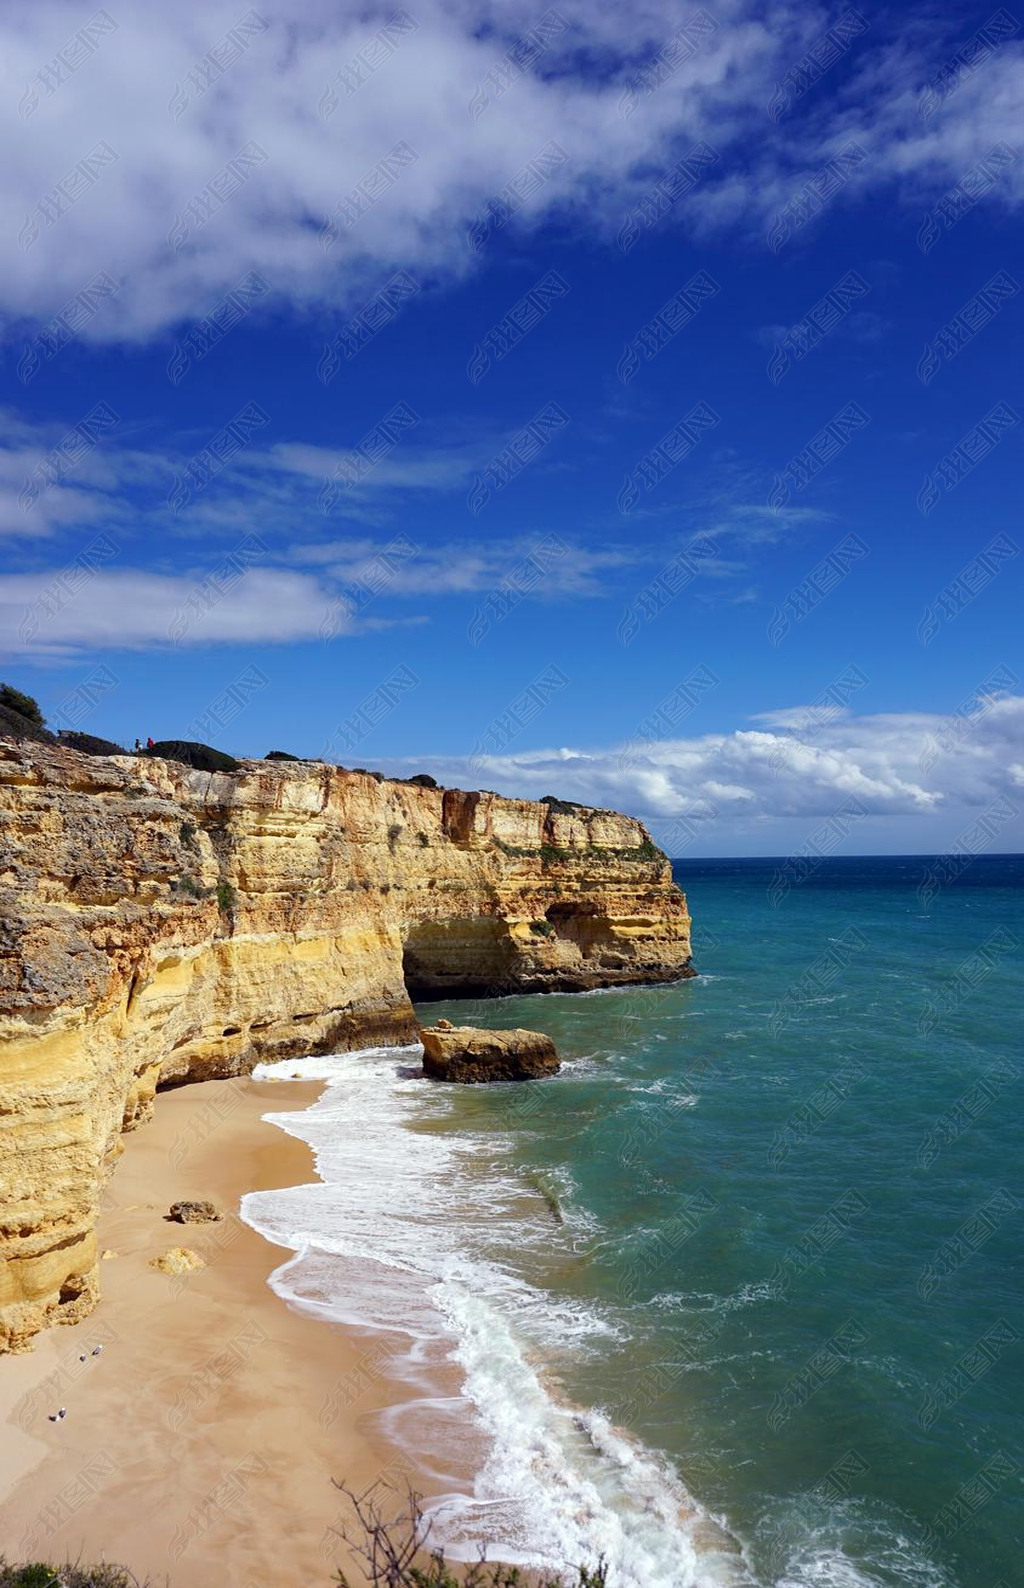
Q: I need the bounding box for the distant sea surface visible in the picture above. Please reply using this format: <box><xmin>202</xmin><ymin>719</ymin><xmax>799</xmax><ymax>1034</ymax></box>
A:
<box><xmin>243</xmin><ymin>855</ymin><xmax>1023</xmax><ymax>1587</ymax></box>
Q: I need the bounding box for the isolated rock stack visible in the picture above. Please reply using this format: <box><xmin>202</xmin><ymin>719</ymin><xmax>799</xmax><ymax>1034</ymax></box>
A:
<box><xmin>420</xmin><ymin>1023</ymin><xmax>560</xmax><ymax>1083</ymax></box>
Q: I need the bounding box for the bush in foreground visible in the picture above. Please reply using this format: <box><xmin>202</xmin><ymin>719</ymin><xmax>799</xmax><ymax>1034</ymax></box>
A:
<box><xmin>0</xmin><ymin>1565</ymin><xmax>146</xmax><ymax>1587</ymax></box>
<box><xmin>0</xmin><ymin>1490</ymin><xmax>607</xmax><ymax>1588</ymax></box>
<box><xmin>331</xmin><ymin>1484</ymin><xmax>608</xmax><ymax>1588</ymax></box>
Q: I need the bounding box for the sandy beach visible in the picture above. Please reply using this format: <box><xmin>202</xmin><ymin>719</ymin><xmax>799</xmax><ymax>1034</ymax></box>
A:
<box><xmin>0</xmin><ymin>1075</ymin><xmax>446</xmax><ymax>1587</ymax></box>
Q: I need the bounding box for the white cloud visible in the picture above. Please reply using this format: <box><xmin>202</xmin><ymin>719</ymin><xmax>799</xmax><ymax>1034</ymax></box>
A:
<box><xmin>0</xmin><ymin>407</ymin><xmax>669</xmax><ymax>643</ymax></box>
<box><xmin>297</xmin><ymin>537</ymin><xmax>640</xmax><ymax>598</ymax></box>
<box><xmin>1</xmin><ymin>2</ymin><xmax>1021</xmax><ymax>340</ymax></box>
<box><xmin>0</xmin><ymin>566</ymin><xmax>343</xmax><ymax>653</ymax></box>
<box><xmin>0</xmin><ymin>406</ymin><xmax>626</xmax><ymax>546</ymax></box>
<box><xmin>268</xmin><ymin>441</ymin><xmax>483</xmax><ymax>496</ymax></box>
<box><xmin>0</xmin><ymin>408</ymin><xmax>177</xmax><ymax>540</ymax></box>
<box><xmin>377</xmin><ymin>696</ymin><xmax>1024</xmax><ymax>851</ymax></box>
<box><xmin>0</xmin><ymin>410</ymin><xmax>514</xmax><ymax>544</ymax></box>
<box><xmin>0</xmin><ymin>533</ymin><xmax>650</xmax><ymax>653</ymax></box>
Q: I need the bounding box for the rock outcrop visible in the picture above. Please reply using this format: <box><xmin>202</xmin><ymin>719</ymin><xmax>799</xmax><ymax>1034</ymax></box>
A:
<box><xmin>421</xmin><ymin>1025</ymin><xmax>559</xmax><ymax>1083</ymax></box>
<box><xmin>0</xmin><ymin>739</ymin><xmax>693</xmax><ymax>1350</ymax></box>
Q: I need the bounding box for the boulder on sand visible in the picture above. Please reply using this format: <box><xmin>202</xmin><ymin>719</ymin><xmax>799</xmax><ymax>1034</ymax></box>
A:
<box><xmin>149</xmin><ymin>1247</ymin><xmax>205</xmax><ymax>1276</ymax></box>
<box><xmin>420</xmin><ymin>1025</ymin><xmax>559</xmax><ymax>1084</ymax></box>
<box><xmin>168</xmin><ymin>1200</ymin><xmax>222</xmax><ymax>1224</ymax></box>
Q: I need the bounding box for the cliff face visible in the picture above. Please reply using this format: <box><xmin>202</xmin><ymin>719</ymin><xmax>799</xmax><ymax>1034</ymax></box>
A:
<box><xmin>0</xmin><ymin>740</ymin><xmax>692</xmax><ymax>1351</ymax></box>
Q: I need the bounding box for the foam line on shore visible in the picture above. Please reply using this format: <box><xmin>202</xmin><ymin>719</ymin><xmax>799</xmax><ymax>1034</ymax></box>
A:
<box><xmin>242</xmin><ymin>1046</ymin><xmax>753</xmax><ymax>1587</ymax></box>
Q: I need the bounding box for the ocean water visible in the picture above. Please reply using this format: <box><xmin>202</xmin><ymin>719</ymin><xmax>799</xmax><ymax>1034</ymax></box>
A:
<box><xmin>241</xmin><ymin>856</ymin><xmax>1023</xmax><ymax>1587</ymax></box>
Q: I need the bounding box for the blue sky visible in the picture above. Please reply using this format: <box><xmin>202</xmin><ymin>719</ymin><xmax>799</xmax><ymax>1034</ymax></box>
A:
<box><xmin>2</xmin><ymin>0</ymin><xmax>1023</xmax><ymax>855</ymax></box>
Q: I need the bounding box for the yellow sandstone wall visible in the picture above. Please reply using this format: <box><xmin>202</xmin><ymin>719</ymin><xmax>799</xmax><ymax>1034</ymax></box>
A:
<box><xmin>0</xmin><ymin>740</ymin><xmax>692</xmax><ymax>1350</ymax></box>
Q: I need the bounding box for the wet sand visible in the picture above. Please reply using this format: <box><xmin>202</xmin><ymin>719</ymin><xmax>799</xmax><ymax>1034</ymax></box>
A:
<box><xmin>0</xmin><ymin>1076</ymin><xmax>437</xmax><ymax>1586</ymax></box>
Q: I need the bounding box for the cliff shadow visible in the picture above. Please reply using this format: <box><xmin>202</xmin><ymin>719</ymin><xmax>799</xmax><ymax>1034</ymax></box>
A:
<box><xmin>401</xmin><ymin>915</ymin><xmax>518</xmax><ymax>1002</ymax></box>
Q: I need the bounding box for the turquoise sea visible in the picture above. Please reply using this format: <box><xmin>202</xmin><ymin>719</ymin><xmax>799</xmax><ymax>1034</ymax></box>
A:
<box><xmin>243</xmin><ymin>856</ymin><xmax>1023</xmax><ymax>1587</ymax></box>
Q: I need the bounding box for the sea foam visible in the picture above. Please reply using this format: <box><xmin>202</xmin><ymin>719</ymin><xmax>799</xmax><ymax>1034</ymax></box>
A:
<box><xmin>240</xmin><ymin>1045</ymin><xmax>751</xmax><ymax>1587</ymax></box>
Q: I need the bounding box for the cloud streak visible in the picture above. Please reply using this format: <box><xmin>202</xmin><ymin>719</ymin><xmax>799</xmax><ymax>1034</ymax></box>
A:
<box><xmin>0</xmin><ymin>530</ymin><xmax>652</xmax><ymax>654</ymax></box>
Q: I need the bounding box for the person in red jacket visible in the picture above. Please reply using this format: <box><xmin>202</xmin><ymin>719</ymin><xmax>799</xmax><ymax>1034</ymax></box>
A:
<box><xmin>146</xmin><ymin>736</ymin><xmax>155</xmax><ymax>748</ymax></box>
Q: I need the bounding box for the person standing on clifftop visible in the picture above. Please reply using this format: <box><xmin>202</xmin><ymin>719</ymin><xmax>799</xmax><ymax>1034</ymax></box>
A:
<box><xmin>146</xmin><ymin>736</ymin><xmax>155</xmax><ymax>749</ymax></box>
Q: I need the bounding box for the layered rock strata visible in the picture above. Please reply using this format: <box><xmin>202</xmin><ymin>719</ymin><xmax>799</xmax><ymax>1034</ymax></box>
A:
<box><xmin>0</xmin><ymin>739</ymin><xmax>693</xmax><ymax>1350</ymax></box>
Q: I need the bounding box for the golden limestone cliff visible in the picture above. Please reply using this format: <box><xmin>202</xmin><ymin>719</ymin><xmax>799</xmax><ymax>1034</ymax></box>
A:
<box><xmin>0</xmin><ymin>739</ymin><xmax>693</xmax><ymax>1351</ymax></box>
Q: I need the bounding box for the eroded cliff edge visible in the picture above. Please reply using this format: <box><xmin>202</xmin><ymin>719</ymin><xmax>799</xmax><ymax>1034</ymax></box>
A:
<box><xmin>0</xmin><ymin>739</ymin><xmax>693</xmax><ymax>1351</ymax></box>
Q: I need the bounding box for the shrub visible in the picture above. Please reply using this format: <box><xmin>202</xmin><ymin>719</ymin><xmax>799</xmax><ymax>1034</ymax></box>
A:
<box><xmin>416</xmin><ymin>832</ymin><xmax>430</xmax><ymax>846</ymax></box>
<box><xmin>541</xmin><ymin>795</ymin><xmax>582</xmax><ymax>814</ymax></box>
<box><xmin>144</xmin><ymin>740</ymin><xmax>240</xmax><ymax>773</ymax></box>
<box><xmin>387</xmin><ymin>823</ymin><xmax>403</xmax><ymax>850</ymax></box>
<box><xmin>177</xmin><ymin>877</ymin><xmax>207</xmax><ymax>898</ymax></box>
<box><xmin>179</xmin><ymin>822</ymin><xmax>198</xmax><ymax>849</ymax></box>
<box><xmin>530</xmin><ymin>920</ymin><xmax>555</xmax><ymax>936</ymax></box>
<box><xmin>0</xmin><ymin>1565</ymin><xmax>145</xmax><ymax>1587</ymax></box>
<box><xmin>265</xmin><ymin>749</ymin><xmax>301</xmax><ymax>761</ymax></box>
<box><xmin>0</xmin><ymin>1493</ymin><xmax>609</xmax><ymax>1588</ymax></box>
<box><xmin>0</xmin><ymin>684</ymin><xmax>44</xmax><ymax>727</ymax></box>
<box><xmin>216</xmin><ymin>881</ymin><xmax>236</xmax><ymax>913</ymax></box>
<box><xmin>331</xmin><ymin>1483</ymin><xmax>607</xmax><ymax>1588</ymax></box>
<box><xmin>406</xmin><ymin>773</ymin><xmax>438</xmax><ymax>788</ymax></box>
<box><xmin>57</xmin><ymin>731</ymin><xmax>127</xmax><ymax>757</ymax></box>
<box><xmin>0</xmin><ymin>697</ymin><xmax>55</xmax><ymax>745</ymax></box>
